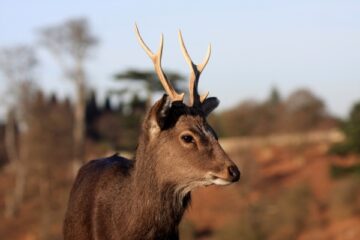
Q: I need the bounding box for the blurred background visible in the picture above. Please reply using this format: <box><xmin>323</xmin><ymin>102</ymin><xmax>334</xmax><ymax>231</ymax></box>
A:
<box><xmin>0</xmin><ymin>1</ymin><xmax>359</xmax><ymax>239</ymax></box>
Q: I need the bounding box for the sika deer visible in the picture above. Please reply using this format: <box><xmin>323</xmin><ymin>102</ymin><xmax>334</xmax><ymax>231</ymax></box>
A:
<box><xmin>63</xmin><ymin>25</ymin><xmax>240</xmax><ymax>240</ymax></box>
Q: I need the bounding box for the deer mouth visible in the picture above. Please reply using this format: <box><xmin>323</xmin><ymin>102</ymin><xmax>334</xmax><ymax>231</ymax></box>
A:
<box><xmin>211</xmin><ymin>177</ymin><xmax>232</xmax><ymax>186</ymax></box>
<box><xmin>207</xmin><ymin>173</ymin><xmax>232</xmax><ymax>186</ymax></box>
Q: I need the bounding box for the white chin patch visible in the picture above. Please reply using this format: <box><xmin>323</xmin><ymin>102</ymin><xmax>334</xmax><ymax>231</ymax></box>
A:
<box><xmin>211</xmin><ymin>178</ymin><xmax>231</xmax><ymax>186</ymax></box>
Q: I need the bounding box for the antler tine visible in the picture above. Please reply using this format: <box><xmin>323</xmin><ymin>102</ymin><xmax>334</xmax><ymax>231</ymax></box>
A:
<box><xmin>135</xmin><ymin>24</ymin><xmax>184</xmax><ymax>102</ymax></box>
<box><xmin>178</xmin><ymin>30</ymin><xmax>211</xmax><ymax>106</ymax></box>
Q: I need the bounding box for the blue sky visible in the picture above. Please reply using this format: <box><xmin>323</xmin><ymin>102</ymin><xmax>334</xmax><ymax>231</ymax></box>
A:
<box><xmin>0</xmin><ymin>0</ymin><xmax>359</xmax><ymax>117</ymax></box>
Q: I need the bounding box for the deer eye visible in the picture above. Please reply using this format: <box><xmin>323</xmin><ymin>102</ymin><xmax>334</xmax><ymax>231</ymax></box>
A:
<box><xmin>181</xmin><ymin>134</ymin><xmax>195</xmax><ymax>144</ymax></box>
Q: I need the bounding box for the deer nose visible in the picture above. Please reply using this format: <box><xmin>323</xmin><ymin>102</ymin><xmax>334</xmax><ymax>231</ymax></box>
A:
<box><xmin>228</xmin><ymin>165</ymin><xmax>240</xmax><ymax>182</ymax></box>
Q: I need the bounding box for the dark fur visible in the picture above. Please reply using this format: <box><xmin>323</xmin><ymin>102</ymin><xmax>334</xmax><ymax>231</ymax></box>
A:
<box><xmin>63</xmin><ymin>95</ymin><xmax>239</xmax><ymax>240</ymax></box>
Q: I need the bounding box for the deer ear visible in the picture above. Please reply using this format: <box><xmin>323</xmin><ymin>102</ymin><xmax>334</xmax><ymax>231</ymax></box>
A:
<box><xmin>155</xmin><ymin>94</ymin><xmax>173</xmax><ymax>129</ymax></box>
<box><xmin>201</xmin><ymin>97</ymin><xmax>219</xmax><ymax>116</ymax></box>
<box><xmin>146</xmin><ymin>94</ymin><xmax>172</xmax><ymax>136</ymax></box>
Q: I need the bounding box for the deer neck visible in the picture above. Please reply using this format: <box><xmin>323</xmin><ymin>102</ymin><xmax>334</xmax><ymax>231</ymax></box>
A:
<box><xmin>128</xmin><ymin>140</ymin><xmax>191</xmax><ymax>237</ymax></box>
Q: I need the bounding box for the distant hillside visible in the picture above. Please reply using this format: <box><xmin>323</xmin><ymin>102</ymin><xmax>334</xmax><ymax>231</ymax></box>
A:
<box><xmin>210</xmin><ymin>88</ymin><xmax>339</xmax><ymax>138</ymax></box>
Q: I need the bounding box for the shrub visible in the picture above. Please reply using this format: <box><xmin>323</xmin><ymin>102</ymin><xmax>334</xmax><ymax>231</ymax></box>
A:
<box><xmin>214</xmin><ymin>184</ymin><xmax>311</xmax><ymax>240</ymax></box>
<box><xmin>329</xmin><ymin>176</ymin><xmax>360</xmax><ymax>219</ymax></box>
<box><xmin>330</xmin><ymin>101</ymin><xmax>360</xmax><ymax>155</ymax></box>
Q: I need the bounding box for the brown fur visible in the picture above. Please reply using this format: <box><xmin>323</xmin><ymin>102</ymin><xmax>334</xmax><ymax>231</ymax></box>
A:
<box><xmin>63</xmin><ymin>95</ymin><xmax>240</xmax><ymax>240</ymax></box>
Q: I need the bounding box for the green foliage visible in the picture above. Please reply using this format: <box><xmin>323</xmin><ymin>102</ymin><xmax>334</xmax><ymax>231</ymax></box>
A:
<box><xmin>266</xmin><ymin>86</ymin><xmax>281</xmax><ymax>106</ymax></box>
<box><xmin>329</xmin><ymin>141</ymin><xmax>353</xmax><ymax>156</ymax></box>
<box><xmin>330</xmin><ymin>101</ymin><xmax>360</xmax><ymax>155</ymax></box>
<box><xmin>330</xmin><ymin>164</ymin><xmax>360</xmax><ymax>178</ymax></box>
<box><xmin>114</xmin><ymin>69</ymin><xmax>185</xmax><ymax>93</ymax></box>
<box><xmin>85</xmin><ymin>91</ymin><xmax>146</xmax><ymax>151</ymax></box>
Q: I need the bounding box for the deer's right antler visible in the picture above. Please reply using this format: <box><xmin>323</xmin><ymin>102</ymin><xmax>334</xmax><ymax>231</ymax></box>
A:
<box><xmin>135</xmin><ymin>24</ymin><xmax>185</xmax><ymax>102</ymax></box>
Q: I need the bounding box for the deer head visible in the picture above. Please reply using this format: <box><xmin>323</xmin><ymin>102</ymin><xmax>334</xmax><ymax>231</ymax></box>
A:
<box><xmin>135</xmin><ymin>25</ymin><xmax>240</xmax><ymax>196</ymax></box>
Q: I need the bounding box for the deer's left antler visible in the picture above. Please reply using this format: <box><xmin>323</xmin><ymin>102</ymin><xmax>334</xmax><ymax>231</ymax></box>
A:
<box><xmin>178</xmin><ymin>30</ymin><xmax>211</xmax><ymax>107</ymax></box>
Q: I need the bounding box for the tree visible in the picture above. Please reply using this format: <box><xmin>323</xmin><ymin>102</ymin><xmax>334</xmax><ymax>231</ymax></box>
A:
<box><xmin>216</xmin><ymin>87</ymin><xmax>335</xmax><ymax>137</ymax></box>
<box><xmin>284</xmin><ymin>88</ymin><xmax>326</xmax><ymax>131</ymax></box>
<box><xmin>266</xmin><ymin>86</ymin><xmax>281</xmax><ymax>106</ymax></box>
<box><xmin>85</xmin><ymin>91</ymin><xmax>100</xmax><ymax>140</ymax></box>
<box><xmin>330</xmin><ymin>101</ymin><xmax>360</xmax><ymax>155</ymax></box>
<box><xmin>345</xmin><ymin>102</ymin><xmax>360</xmax><ymax>153</ymax></box>
<box><xmin>38</xmin><ymin>18</ymin><xmax>98</xmax><ymax>174</ymax></box>
<box><xmin>0</xmin><ymin>45</ymin><xmax>38</xmax><ymax>218</ymax></box>
<box><xmin>114</xmin><ymin>69</ymin><xmax>185</xmax><ymax>108</ymax></box>
<box><xmin>220</xmin><ymin>100</ymin><xmax>260</xmax><ymax>137</ymax></box>
<box><xmin>24</xmin><ymin>90</ymin><xmax>74</xmax><ymax>239</ymax></box>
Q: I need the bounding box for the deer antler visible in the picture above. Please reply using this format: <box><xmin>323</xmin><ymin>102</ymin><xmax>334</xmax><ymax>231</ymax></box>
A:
<box><xmin>135</xmin><ymin>24</ymin><xmax>185</xmax><ymax>102</ymax></box>
<box><xmin>178</xmin><ymin>30</ymin><xmax>211</xmax><ymax>106</ymax></box>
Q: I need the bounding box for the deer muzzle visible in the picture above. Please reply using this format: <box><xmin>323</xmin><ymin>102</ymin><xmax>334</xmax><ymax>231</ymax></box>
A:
<box><xmin>207</xmin><ymin>164</ymin><xmax>240</xmax><ymax>186</ymax></box>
